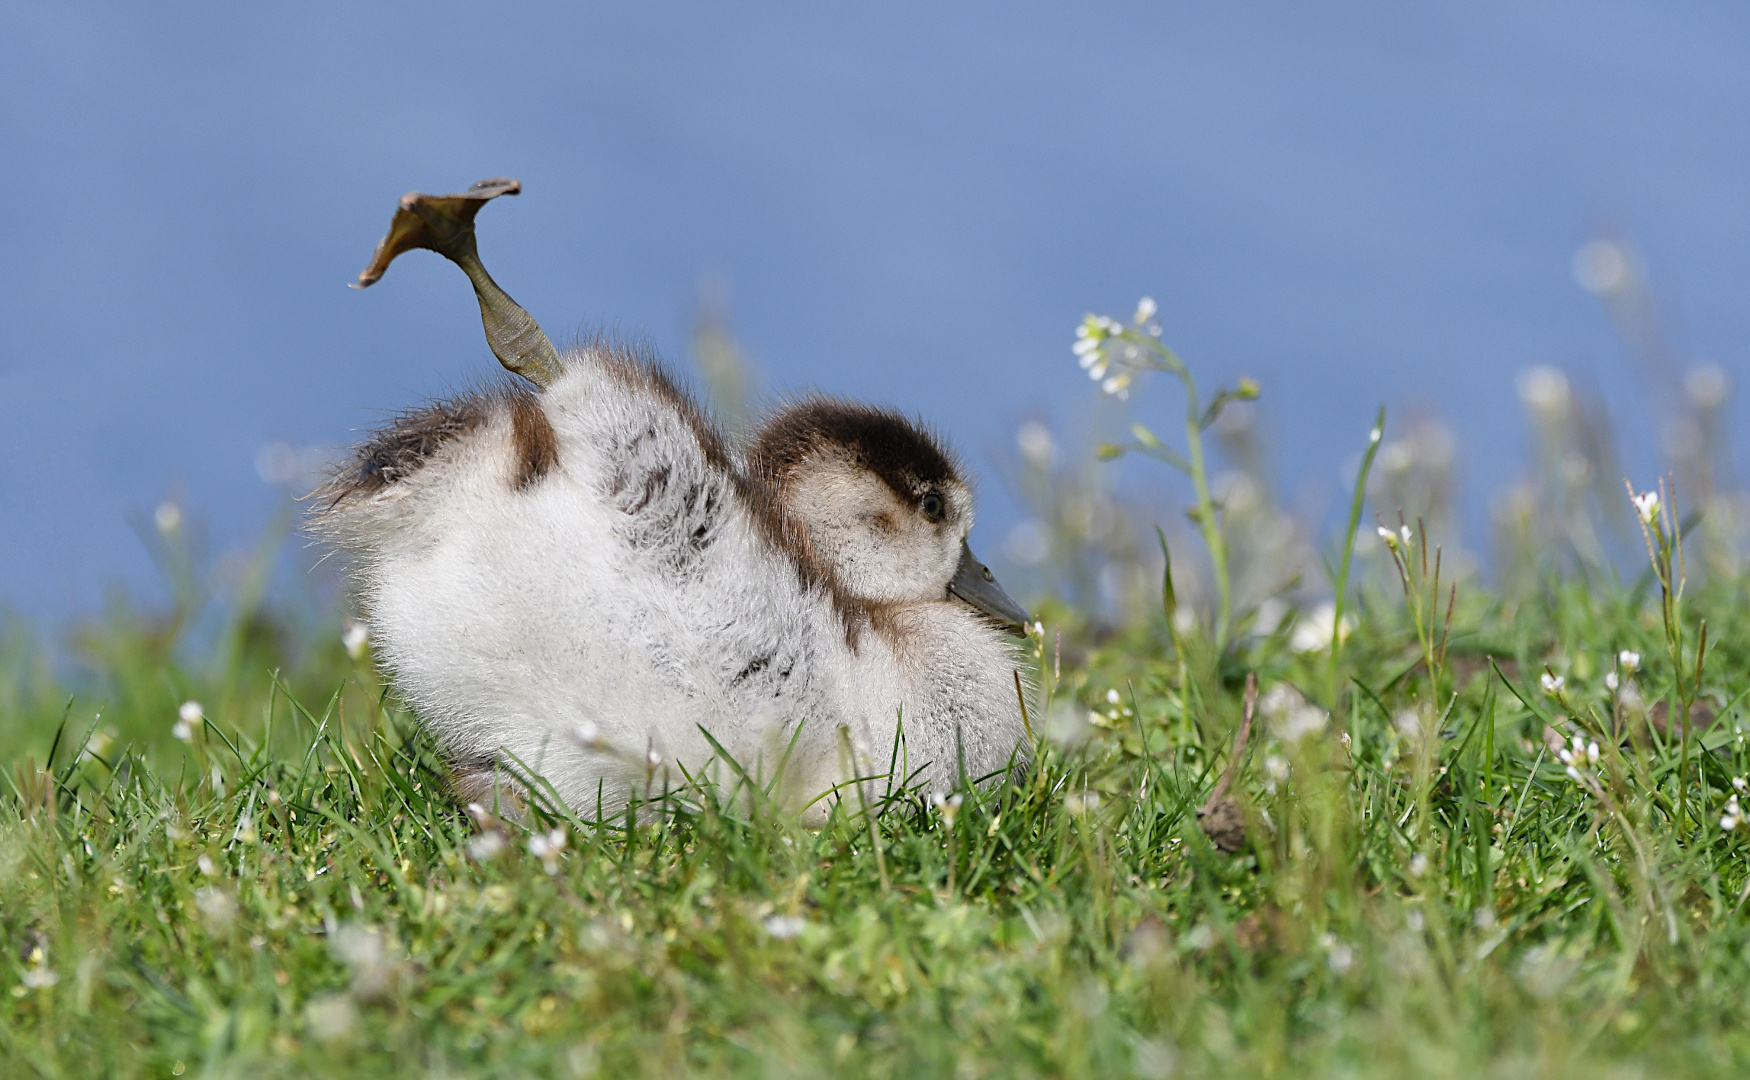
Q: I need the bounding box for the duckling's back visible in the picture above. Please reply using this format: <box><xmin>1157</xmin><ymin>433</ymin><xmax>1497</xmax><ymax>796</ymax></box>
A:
<box><xmin>314</xmin><ymin>345</ymin><xmax>846</xmax><ymax>812</ymax></box>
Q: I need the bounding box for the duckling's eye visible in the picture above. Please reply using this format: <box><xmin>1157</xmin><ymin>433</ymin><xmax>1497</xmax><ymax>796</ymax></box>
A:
<box><xmin>919</xmin><ymin>492</ymin><xmax>945</xmax><ymax>522</ymax></box>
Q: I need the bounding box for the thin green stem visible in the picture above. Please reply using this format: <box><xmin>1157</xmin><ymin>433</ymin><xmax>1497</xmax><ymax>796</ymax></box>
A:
<box><xmin>1182</xmin><ymin>400</ymin><xmax>1230</xmax><ymax>651</ymax></box>
<box><xmin>1329</xmin><ymin>407</ymin><xmax>1386</xmax><ymax>711</ymax></box>
<box><xmin>1152</xmin><ymin>343</ymin><xmax>1231</xmax><ymax>652</ymax></box>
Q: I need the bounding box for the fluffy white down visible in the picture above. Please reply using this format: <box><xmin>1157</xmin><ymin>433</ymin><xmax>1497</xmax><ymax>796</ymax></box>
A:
<box><xmin>318</xmin><ymin>351</ymin><xmax>1027</xmax><ymax>822</ymax></box>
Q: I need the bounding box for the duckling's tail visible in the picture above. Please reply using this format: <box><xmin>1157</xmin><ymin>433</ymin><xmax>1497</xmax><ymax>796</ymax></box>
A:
<box><xmin>353</xmin><ymin>177</ymin><xmax>563</xmax><ymax>388</ymax></box>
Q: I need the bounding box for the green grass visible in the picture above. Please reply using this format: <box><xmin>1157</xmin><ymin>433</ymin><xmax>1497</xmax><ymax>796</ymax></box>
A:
<box><xmin>4</xmin><ymin>563</ymin><xmax>1750</xmax><ymax>1079</ymax></box>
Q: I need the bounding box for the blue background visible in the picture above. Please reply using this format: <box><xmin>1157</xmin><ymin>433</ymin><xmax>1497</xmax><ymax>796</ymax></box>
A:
<box><xmin>3</xmin><ymin>2</ymin><xmax>1746</xmax><ymax>619</ymax></box>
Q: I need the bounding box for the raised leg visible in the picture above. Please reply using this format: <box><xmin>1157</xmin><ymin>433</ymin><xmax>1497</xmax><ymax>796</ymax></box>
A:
<box><xmin>354</xmin><ymin>177</ymin><xmax>562</xmax><ymax>387</ymax></box>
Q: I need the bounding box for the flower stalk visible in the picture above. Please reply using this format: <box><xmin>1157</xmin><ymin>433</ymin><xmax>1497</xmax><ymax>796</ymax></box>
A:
<box><xmin>1328</xmin><ymin>409</ymin><xmax>1386</xmax><ymax>714</ymax></box>
<box><xmin>1628</xmin><ymin>477</ymin><xmax>1708</xmax><ymax>832</ymax></box>
<box><xmin>1376</xmin><ymin>514</ymin><xmax>1456</xmax><ymax>711</ymax></box>
<box><xmin>1076</xmin><ymin>299</ymin><xmax>1257</xmax><ymax>652</ymax></box>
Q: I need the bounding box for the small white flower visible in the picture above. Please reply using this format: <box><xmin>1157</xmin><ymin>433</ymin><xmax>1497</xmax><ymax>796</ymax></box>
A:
<box><xmin>1722</xmin><ymin>796</ymin><xmax>1742</xmax><ymax>831</ymax></box>
<box><xmin>1395</xmin><ymin>711</ymin><xmax>1424</xmax><ymax>744</ymax></box>
<box><xmin>1573</xmin><ymin>241</ymin><xmax>1628</xmax><ymax>294</ymax></box>
<box><xmin>1280</xmin><ymin>706</ymin><xmax>1329</xmax><ymax>743</ymax></box>
<box><xmin>342</xmin><ymin>619</ymin><xmax>370</xmax><ymax>659</ymax></box>
<box><xmin>1133</xmin><ymin>296</ymin><xmax>1158</xmax><ymax>325</ymax></box>
<box><xmin>305</xmin><ymin>993</ymin><xmax>357</xmax><ymax>1042</ymax></box>
<box><xmin>1318</xmin><ymin>932</ymin><xmax>1355</xmax><ymax>975</ymax></box>
<box><xmin>329</xmin><ymin>924</ymin><xmax>398</xmax><ymax>998</ymax></box>
<box><xmin>1106</xmin><ymin>689</ymin><xmax>1121</xmax><ymax>705</ymax></box>
<box><xmin>194</xmin><ymin>885</ymin><xmax>238</xmax><ymax>929</ymax></box>
<box><xmin>528</xmin><ymin>827</ymin><xmax>568</xmax><ymax>874</ymax></box>
<box><xmin>764</xmin><ymin>914</ymin><xmax>808</xmax><ymax>940</ymax></box>
<box><xmin>1687</xmin><ymin>363</ymin><xmax>1729</xmax><ymax>409</ymax></box>
<box><xmin>1408</xmin><ymin>853</ymin><xmax>1428</xmax><ymax>877</ymax></box>
<box><xmin>646</xmin><ymin>748</ymin><xmax>662</xmax><ymax>768</ymax></box>
<box><xmin>465</xmin><ymin>804</ymin><xmax>510</xmax><ymax>860</ymax></box>
<box><xmin>467</xmin><ymin>831</ymin><xmax>507</xmax><ymax>861</ymax></box>
<box><xmin>154</xmin><ymin>501</ymin><xmax>183</xmax><ymax>534</ymax></box>
<box><xmin>1075</xmin><ymin>315</ymin><xmax>1113</xmax><ymax>349</ymax></box>
<box><xmin>1732</xmin><ymin>776</ymin><xmax>1747</xmax><ymax>795</ymax></box>
<box><xmin>1604</xmin><ymin>671</ymin><xmax>1619</xmax><ymax>692</ymax></box>
<box><xmin>1016</xmin><ymin>422</ymin><xmax>1056</xmax><ymax>468</ymax></box>
<box><xmin>1618</xmin><ymin>651</ymin><xmax>1640</xmax><ymax>673</ymax></box>
<box><xmin>1517</xmin><ymin>366</ymin><xmax>1572</xmax><ymax>413</ymax></box>
<box><xmin>1377</xmin><ymin>525</ymin><xmax>1399</xmax><ymax>549</ymax></box>
<box><xmin>1556</xmin><ymin>735</ymin><xmax>1601</xmax><ymax>785</ymax></box>
<box><xmin>1289</xmin><ymin>602</ymin><xmax>1353</xmax><ymax>654</ymax></box>
<box><xmin>931</xmin><ymin>792</ymin><xmax>964</xmax><ymax>825</ymax></box>
<box><xmin>572</xmin><ymin>721</ymin><xmax>601</xmax><ymax>749</ymax></box>
<box><xmin>174</xmin><ymin>700</ymin><xmax>203</xmax><ymax>742</ymax></box>
<box><xmin>197</xmin><ymin>854</ymin><xmax>217</xmax><ymax>877</ymax></box>
<box><xmin>1328</xmin><ymin>943</ymin><xmax>1355</xmax><ymax>974</ymax></box>
<box><xmin>20</xmin><ymin>958</ymin><xmax>58</xmax><ymax>989</ymax></box>
<box><xmin>1101</xmin><ymin>373</ymin><xmax>1132</xmax><ymax>399</ymax></box>
<box><xmin>1253</xmin><ymin>598</ymin><xmax>1286</xmax><ymax>636</ymax></box>
<box><xmin>1399</xmin><ymin>525</ymin><xmax>1414</xmax><ymax>548</ymax></box>
<box><xmin>1541</xmin><ymin>673</ymin><xmax>1565</xmax><ymax>696</ymax></box>
<box><xmin>528</xmin><ymin>826</ymin><xmax>567</xmax><ymax>857</ymax></box>
<box><xmin>1369</xmin><ymin>427</ymin><xmax>1383</xmax><ymax>445</ymax></box>
<box><xmin>1632</xmin><ymin>490</ymin><xmax>1660</xmax><ymax>525</ymax></box>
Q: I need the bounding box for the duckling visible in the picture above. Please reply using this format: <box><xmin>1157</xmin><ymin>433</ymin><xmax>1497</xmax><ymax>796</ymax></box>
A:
<box><xmin>314</xmin><ymin>179</ymin><xmax>1031</xmax><ymax>821</ymax></box>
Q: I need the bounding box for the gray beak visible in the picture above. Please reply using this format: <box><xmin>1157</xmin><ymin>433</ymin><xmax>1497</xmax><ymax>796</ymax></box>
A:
<box><xmin>948</xmin><ymin>541</ymin><xmax>1030</xmax><ymax>634</ymax></box>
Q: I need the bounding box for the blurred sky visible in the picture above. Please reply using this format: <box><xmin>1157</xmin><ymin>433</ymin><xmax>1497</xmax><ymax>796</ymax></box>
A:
<box><xmin>3</xmin><ymin>2</ymin><xmax>1747</xmax><ymax>621</ymax></box>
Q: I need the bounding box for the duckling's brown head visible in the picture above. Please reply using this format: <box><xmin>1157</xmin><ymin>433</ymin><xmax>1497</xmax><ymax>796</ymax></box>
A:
<box><xmin>748</xmin><ymin>399</ymin><xmax>1028</xmax><ymax>632</ymax></box>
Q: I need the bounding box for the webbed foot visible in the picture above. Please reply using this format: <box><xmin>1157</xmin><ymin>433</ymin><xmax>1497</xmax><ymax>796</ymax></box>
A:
<box><xmin>355</xmin><ymin>178</ymin><xmax>562</xmax><ymax>387</ymax></box>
